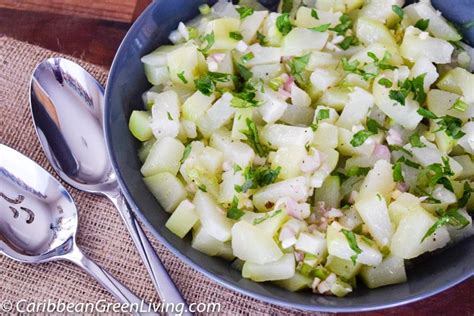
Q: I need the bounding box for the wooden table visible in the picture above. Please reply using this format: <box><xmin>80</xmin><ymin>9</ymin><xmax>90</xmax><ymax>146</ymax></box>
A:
<box><xmin>0</xmin><ymin>1</ymin><xmax>473</xmax><ymax>315</ymax></box>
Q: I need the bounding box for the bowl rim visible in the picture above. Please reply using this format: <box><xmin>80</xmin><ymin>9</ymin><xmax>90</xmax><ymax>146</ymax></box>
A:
<box><xmin>103</xmin><ymin>0</ymin><xmax>473</xmax><ymax>312</ymax></box>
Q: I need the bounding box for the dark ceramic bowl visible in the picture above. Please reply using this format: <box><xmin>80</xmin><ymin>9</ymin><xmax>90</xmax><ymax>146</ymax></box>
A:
<box><xmin>104</xmin><ymin>0</ymin><xmax>474</xmax><ymax>312</ymax></box>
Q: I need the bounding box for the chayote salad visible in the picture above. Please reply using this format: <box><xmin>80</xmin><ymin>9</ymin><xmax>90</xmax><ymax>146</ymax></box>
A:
<box><xmin>129</xmin><ymin>0</ymin><xmax>474</xmax><ymax>297</ymax></box>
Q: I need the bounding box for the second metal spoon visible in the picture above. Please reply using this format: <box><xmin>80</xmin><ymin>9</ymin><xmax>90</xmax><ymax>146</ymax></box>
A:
<box><xmin>29</xmin><ymin>57</ymin><xmax>188</xmax><ymax>313</ymax></box>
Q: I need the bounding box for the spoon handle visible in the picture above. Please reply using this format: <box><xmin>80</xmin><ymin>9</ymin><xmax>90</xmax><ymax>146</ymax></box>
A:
<box><xmin>107</xmin><ymin>192</ymin><xmax>190</xmax><ymax>314</ymax></box>
<box><xmin>64</xmin><ymin>244</ymin><xmax>155</xmax><ymax>315</ymax></box>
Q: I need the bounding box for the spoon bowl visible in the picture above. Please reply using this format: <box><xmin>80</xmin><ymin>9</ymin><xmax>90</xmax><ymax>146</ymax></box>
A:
<box><xmin>30</xmin><ymin>58</ymin><xmax>115</xmax><ymax>193</ymax></box>
<box><xmin>0</xmin><ymin>144</ymin><xmax>77</xmax><ymax>263</ymax></box>
<box><xmin>29</xmin><ymin>57</ymin><xmax>187</xmax><ymax>310</ymax></box>
<box><xmin>0</xmin><ymin>144</ymin><xmax>150</xmax><ymax>310</ymax></box>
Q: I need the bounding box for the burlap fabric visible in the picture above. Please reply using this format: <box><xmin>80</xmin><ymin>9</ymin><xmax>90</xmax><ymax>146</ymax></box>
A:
<box><xmin>0</xmin><ymin>36</ymin><xmax>316</xmax><ymax>315</ymax></box>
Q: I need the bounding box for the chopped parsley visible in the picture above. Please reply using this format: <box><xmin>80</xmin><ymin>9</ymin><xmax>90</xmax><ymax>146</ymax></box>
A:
<box><xmin>350</xmin><ymin>118</ymin><xmax>385</xmax><ymax>147</ymax></box>
<box><xmin>378</xmin><ymin>78</ymin><xmax>393</xmax><ymax>88</ymax></box>
<box><xmin>235</xmin><ymin>165</ymin><xmax>281</xmax><ymax>193</ymax></box>
<box><xmin>389</xmin><ymin>73</ymin><xmax>427</xmax><ymax>106</ymax></box>
<box><xmin>287</xmin><ymin>53</ymin><xmax>311</xmax><ymax>84</ymax></box>
<box><xmin>421</xmin><ymin>207</ymin><xmax>469</xmax><ymax>242</ymax></box>
<box><xmin>330</xmin><ymin>14</ymin><xmax>353</xmax><ymax>35</ymax></box>
<box><xmin>414</xmin><ymin>19</ymin><xmax>430</xmax><ymax>31</ymax></box>
<box><xmin>197</xmin><ymin>184</ymin><xmax>207</xmax><ymax>192</ymax></box>
<box><xmin>417</xmin><ymin>107</ymin><xmax>438</xmax><ymax>119</ymax></box>
<box><xmin>350</xmin><ymin>130</ymin><xmax>375</xmax><ymax>147</ymax></box>
<box><xmin>310</xmin><ymin>109</ymin><xmax>330</xmax><ymax>131</ymax></box>
<box><xmin>180</xmin><ymin>144</ymin><xmax>192</xmax><ymax>163</ymax></box>
<box><xmin>167</xmin><ymin>112</ymin><xmax>173</xmax><ymax>120</ymax></box>
<box><xmin>311</xmin><ymin>23</ymin><xmax>331</xmax><ymax>32</ymax></box>
<box><xmin>254</xmin><ymin>210</ymin><xmax>283</xmax><ymax>225</ymax></box>
<box><xmin>236</xmin><ymin>6</ymin><xmax>254</xmax><ymax>19</ymax></box>
<box><xmin>346</xmin><ymin>166</ymin><xmax>371</xmax><ymax>177</ymax></box>
<box><xmin>227</xmin><ymin>196</ymin><xmax>245</xmax><ymax>220</ymax></box>
<box><xmin>451</xmin><ymin>98</ymin><xmax>469</xmax><ymax>112</ymax></box>
<box><xmin>194</xmin><ymin>72</ymin><xmax>232</xmax><ymax>96</ymax></box>
<box><xmin>241</xmin><ymin>52</ymin><xmax>255</xmax><ymax>64</ymax></box>
<box><xmin>237</xmin><ymin>63</ymin><xmax>253</xmax><ymax>81</ymax></box>
<box><xmin>392</xmin><ymin>161</ymin><xmax>404</xmax><ymax>182</ymax></box>
<box><xmin>435</xmin><ymin>116</ymin><xmax>465</xmax><ymax>139</ymax></box>
<box><xmin>177</xmin><ymin>71</ymin><xmax>188</xmax><ymax>84</ymax></box>
<box><xmin>256</xmin><ymin>31</ymin><xmax>267</xmax><ymax>45</ymax></box>
<box><xmin>229</xmin><ymin>31</ymin><xmax>243</xmax><ymax>41</ymax></box>
<box><xmin>199</xmin><ymin>32</ymin><xmax>215</xmax><ymax>54</ymax></box>
<box><xmin>417</xmin><ymin>157</ymin><xmax>455</xmax><ymax>192</ymax></box>
<box><xmin>392</xmin><ymin>5</ymin><xmax>404</xmax><ymax>20</ymax></box>
<box><xmin>416</xmin><ymin>109</ymin><xmax>466</xmax><ymax>140</ymax></box>
<box><xmin>341</xmin><ymin>58</ymin><xmax>372</xmax><ymax>81</ymax></box>
<box><xmin>339</xmin><ymin>36</ymin><xmax>359</xmax><ymax>50</ymax></box>
<box><xmin>232</xmin><ymin>81</ymin><xmax>259</xmax><ymax>108</ymax></box>
<box><xmin>342</xmin><ymin>51</ymin><xmax>397</xmax><ymax>81</ymax></box>
<box><xmin>276</xmin><ymin>13</ymin><xmax>293</xmax><ymax>36</ymax></box>
<box><xmin>397</xmin><ymin>156</ymin><xmax>421</xmax><ymax>169</ymax></box>
<box><xmin>408</xmin><ymin>133</ymin><xmax>426</xmax><ymax>148</ymax></box>
<box><xmin>242</xmin><ymin>118</ymin><xmax>269</xmax><ymax>157</ymax></box>
<box><xmin>459</xmin><ymin>182</ymin><xmax>473</xmax><ymax>208</ymax></box>
<box><xmin>311</xmin><ymin>9</ymin><xmax>319</xmax><ymax>20</ymax></box>
<box><xmin>389</xmin><ymin>144</ymin><xmax>414</xmax><ymax>157</ymax></box>
<box><xmin>340</xmin><ymin>229</ymin><xmax>362</xmax><ymax>265</ymax></box>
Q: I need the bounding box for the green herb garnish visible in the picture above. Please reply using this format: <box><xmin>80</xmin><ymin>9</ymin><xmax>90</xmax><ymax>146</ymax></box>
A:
<box><xmin>254</xmin><ymin>210</ymin><xmax>283</xmax><ymax>225</ymax></box>
<box><xmin>177</xmin><ymin>71</ymin><xmax>188</xmax><ymax>84</ymax></box>
<box><xmin>235</xmin><ymin>165</ymin><xmax>281</xmax><ymax>193</ymax></box>
<box><xmin>197</xmin><ymin>184</ymin><xmax>207</xmax><ymax>192</ymax></box>
<box><xmin>241</xmin><ymin>52</ymin><xmax>255</xmax><ymax>64</ymax></box>
<box><xmin>229</xmin><ymin>31</ymin><xmax>243</xmax><ymax>40</ymax></box>
<box><xmin>346</xmin><ymin>166</ymin><xmax>371</xmax><ymax>177</ymax></box>
<box><xmin>180</xmin><ymin>144</ymin><xmax>192</xmax><ymax>163</ymax></box>
<box><xmin>276</xmin><ymin>13</ymin><xmax>293</xmax><ymax>36</ymax></box>
<box><xmin>392</xmin><ymin>5</ymin><xmax>404</xmax><ymax>20</ymax></box>
<box><xmin>421</xmin><ymin>207</ymin><xmax>469</xmax><ymax>242</ymax></box>
<box><xmin>311</xmin><ymin>9</ymin><xmax>319</xmax><ymax>19</ymax></box>
<box><xmin>227</xmin><ymin>196</ymin><xmax>245</xmax><ymax>220</ymax></box>
<box><xmin>451</xmin><ymin>98</ymin><xmax>469</xmax><ymax>112</ymax></box>
<box><xmin>311</xmin><ymin>23</ymin><xmax>331</xmax><ymax>32</ymax></box>
<box><xmin>237</xmin><ymin>63</ymin><xmax>253</xmax><ymax>81</ymax></box>
<box><xmin>340</xmin><ymin>229</ymin><xmax>362</xmax><ymax>265</ymax></box>
<box><xmin>415</xmin><ymin>19</ymin><xmax>430</xmax><ymax>31</ymax></box>
<box><xmin>340</xmin><ymin>36</ymin><xmax>359</xmax><ymax>50</ymax></box>
<box><xmin>350</xmin><ymin>118</ymin><xmax>385</xmax><ymax>147</ymax></box>
<box><xmin>236</xmin><ymin>6</ymin><xmax>254</xmax><ymax>19</ymax></box>
<box><xmin>378</xmin><ymin>78</ymin><xmax>393</xmax><ymax>88</ymax></box>
<box><xmin>287</xmin><ymin>53</ymin><xmax>311</xmax><ymax>84</ymax></box>
<box><xmin>256</xmin><ymin>31</ymin><xmax>267</xmax><ymax>45</ymax></box>
<box><xmin>330</xmin><ymin>14</ymin><xmax>353</xmax><ymax>35</ymax></box>
<box><xmin>392</xmin><ymin>161</ymin><xmax>404</xmax><ymax>182</ymax></box>
<box><xmin>199</xmin><ymin>32</ymin><xmax>215</xmax><ymax>54</ymax></box>
<box><xmin>459</xmin><ymin>182</ymin><xmax>473</xmax><ymax>208</ymax></box>
<box><xmin>194</xmin><ymin>72</ymin><xmax>232</xmax><ymax>96</ymax></box>
<box><xmin>389</xmin><ymin>73</ymin><xmax>427</xmax><ymax>106</ymax></box>
<box><xmin>409</xmin><ymin>133</ymin><xmax>426</xmax><ymax>148</ymax></box>
<box><xmin>242</xmin><ymin>118</ymin><xmax>269</xmax><ymax>157</ymax></box>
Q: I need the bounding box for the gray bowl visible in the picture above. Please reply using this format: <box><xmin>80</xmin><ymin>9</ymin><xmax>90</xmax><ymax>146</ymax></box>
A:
<box><xmin>104</xmin><ymin>0</ymin><xmax>474</xmax><ymax>312</ymax></box>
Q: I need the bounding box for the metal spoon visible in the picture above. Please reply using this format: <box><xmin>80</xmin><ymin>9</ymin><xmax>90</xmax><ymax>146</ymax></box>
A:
<box><xmin>0</xmin><ymin>144</ymin><xmax>151</xmax><ymax>312</ymax></box>
<box><xmin>29</xmin><ymin>58</ymin><xmax>188</xmax><ymax>312</ymax></box>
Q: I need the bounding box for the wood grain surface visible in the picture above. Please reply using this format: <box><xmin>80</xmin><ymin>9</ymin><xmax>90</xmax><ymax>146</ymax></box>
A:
<box><xmin>0</xmin><ymin>1</ymin><xmax>473</xmax><ymax>315</ymax></box>
<box><xmin>0</xmin><ymin>0</ymin><xmax>149</xmax><ymax>22</ymax></box>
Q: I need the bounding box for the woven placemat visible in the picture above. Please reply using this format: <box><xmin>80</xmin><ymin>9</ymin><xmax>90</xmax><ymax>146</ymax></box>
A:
<box><xmin>0</xmin><ymin>36</ymin><xmax>319</xmax><ymax>315</ymax></box>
